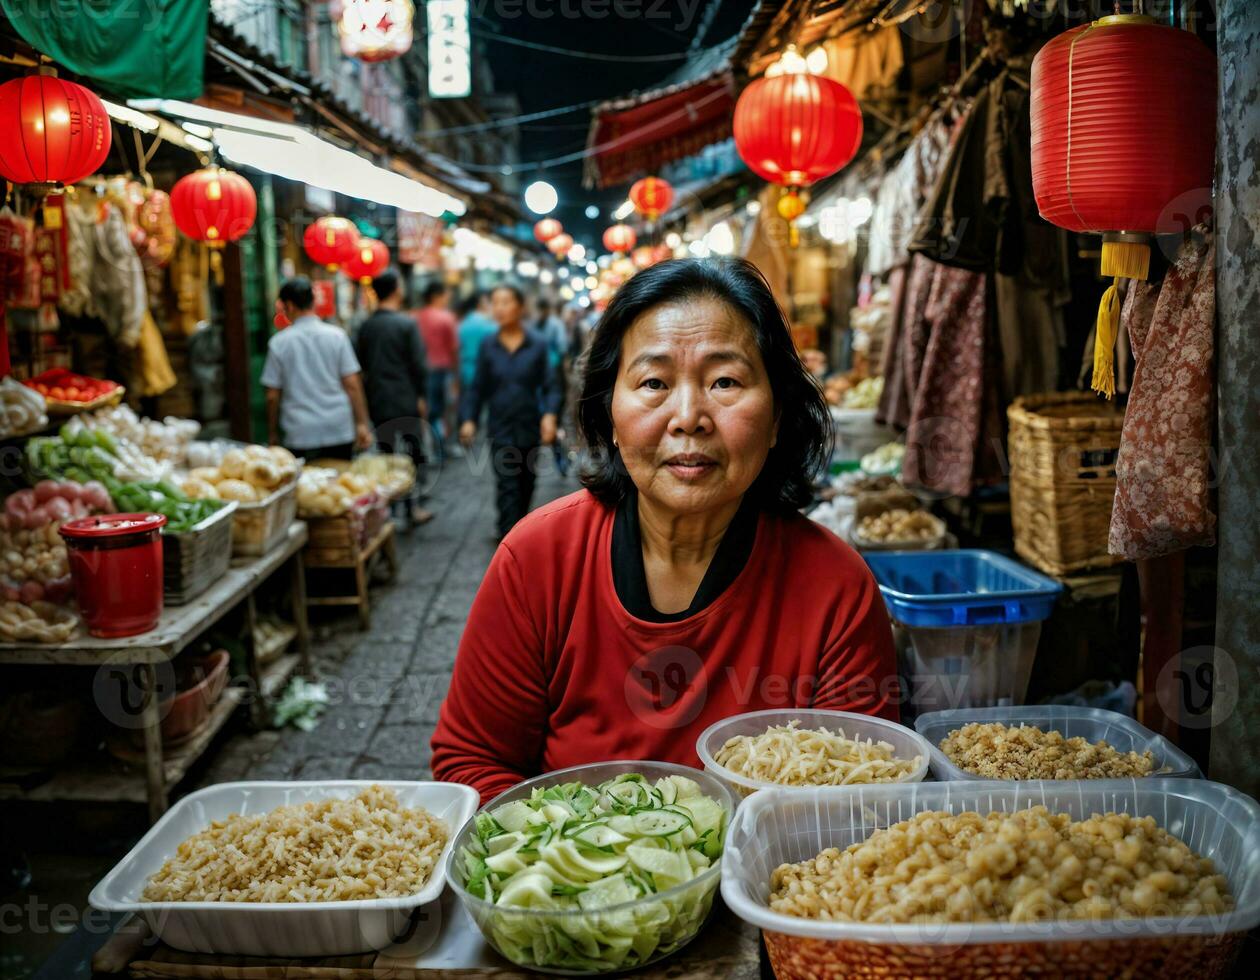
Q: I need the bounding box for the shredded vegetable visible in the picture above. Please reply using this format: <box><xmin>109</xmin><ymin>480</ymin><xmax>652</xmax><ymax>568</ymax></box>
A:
<box><xmin>459</xmin><ymin>772</ymin><xmax>726</xmax><ymax>973</ymax></box>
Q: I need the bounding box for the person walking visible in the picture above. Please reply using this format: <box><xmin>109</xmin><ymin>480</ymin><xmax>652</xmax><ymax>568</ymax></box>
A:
<box><xmin>414</xmin><ymin>282</ymin><xmax>458</xmax><ymax>460</ymax></box>
<box><xmin>459</xmin><ymin>284</ymin><xmax>560</xmax><ymax>540</ymax></box>
<box><xmin>263</xmin><ymin>276</ymin><xmax>372</xmax><ymax>459</ymax></box>
<box><xmin>355</xmin><ymin>267</ymin><xmax>433</xmax><ymax>525</ymax></box>
<box><xmin>457</xmin><ymin>291</ymin><xmax>497</xmax><ymax>392</ymax></box>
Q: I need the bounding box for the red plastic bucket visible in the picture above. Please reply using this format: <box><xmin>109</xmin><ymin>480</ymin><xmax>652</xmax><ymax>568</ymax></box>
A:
<box><xmin>59</xmin><ymin>513</ymin><xmax>166</xmax><ymax>638</ymax></box>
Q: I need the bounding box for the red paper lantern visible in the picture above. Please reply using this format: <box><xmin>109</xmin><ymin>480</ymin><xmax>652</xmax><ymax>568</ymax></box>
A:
<box><xmin>631</xmin><ymin>245</ymin><xmax>656</xmax><ymax>269</ymax></box>
<box><xmin>534</xmin><ymin>218</ymin><xmax>563</xmax><ymax>243</ymax></box>
<box><xmin>335</xmin><ymin>0</ymin><xmax>414</xmax><ymax>63</ymax></box>
<box><xmin>304</xmin><ymin>216</ymin><xmax>359</xmax><ymax>270</ymax></box>
<box><xmin>0</xmin><ymin>71</ymin><xmax>111</xmax><ymax>186</ymax></box>
<box><xmin>629</xmin><ymin>177</ymin><xmax>674</xmax><ymax>221</ymax></box>
<box><xmin>344</xmin><ymin>237</ymin><xmax>390</xmax><ymax>284</ymax></box>
<box><xmin>602</xmin><ymin>224</ymin><xmax>637</xmax><ymax>254</ymax></box>
<box><xmin>733</xmin><ymin>72</ymin><xmax>862</xmax><ymax>188</ymax></box>
<box><xmin>1031</xmin><ymin>14</ymin><xmax>1216</xmax><ymax>279</ymax></box>
<box><xmin>547</xmin><ymin>233</ymin><xmax>574</xmax><ymax>256</ymax></box>
<box><xmin>170</xmin><ymin>168</ymin><xmax>257</xmax><ymax>248</ymax></box>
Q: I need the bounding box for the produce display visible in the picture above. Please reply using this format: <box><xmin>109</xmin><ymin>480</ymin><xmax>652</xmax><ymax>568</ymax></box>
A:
<box><xmin>822</xmin><ymin>374</ymin><xmax>851</xmax><ymax>407</ymax></box>
<box><xmin>712</xmin><ymin>721</ymin><xmax>921</xmax><ymax>791</ymax></box>
<box><xmin>110</xmin><ymin>481</ymin><xmax>225</xmax><ymax>534</ymax></box>
<box><xmin>769</xmin><ymin>805</ymin><xmax>1232</xmax><ymax>923</ymax></box>
<box><xmin>2</xmin><ymin>481</ymin><xmax>114</xmax><ymax>604</ymax></box>
<box><xmin>835</xmin><ymin>472</ymin><xmax>896</xmax><ymax>497</ymax></box>
<box><xmin>855</xmin><ymin>508</ymin><xmax>944</xmax><ymax>544</ymax></box>
<box><xmin>348</xmin><ymin>453</ymin><xmax>416</xmax><ymax>498</ymax></box>
<box><xmin>81</xmin><ymin>405</ymin><xmax>200</xmax><ymax>464</ymax></box>
<box><xmin>1</xmin><ymin>377</ymin><xmax>47</xmax><ymax>437</ymax></box>
<box><xmin>296</xmin><ymin>467</ymin><xmax>376</xmax><ymax>517</ymax></box>
<box><xmin>141</xmin><ymin>785</ymin><xmax>447</xmax><ymax>902</ymax></box>
<box><xmin>460</xmin><ymin>772</ymin><xmax>727</xmax><ymax>972</ymax></box>
<box><xmin>940</xmin><ymin>722</ymin><xmax>1156</xmax><ymax>780</ymax></box>
<box><xmin>22</xmin><ymin>368</ymin><xmax>120</xmax><ymax>406</ymax></box>
<box><xmin>27</xmin><ymin>419</ymin><xmax>171</xmax><ymax>484</ymax></box>
<box><xmin>0</xmin><ymin>600</ymin><xmax>78</xmax><ymax>643</ymax></box>
<box><xmin>860</xmin><ymin>441</ymin><xmax>905</xmax><ymax>475</ymax></box>
<box><xmin>841</xmin><ymin>377</ymin><xmax>883</xmax><ymax>410</ymax></box>
<box><xmin>182</xmin><ymin>445</ymin><xmax>299</xmax><ymax>504</ymax></box>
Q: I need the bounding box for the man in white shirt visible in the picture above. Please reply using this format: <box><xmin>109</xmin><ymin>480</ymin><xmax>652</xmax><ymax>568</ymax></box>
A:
<box><xmin>262</xmin><ymin>277</ymin><xmax>373</xmax><ymax>459</ymax></box>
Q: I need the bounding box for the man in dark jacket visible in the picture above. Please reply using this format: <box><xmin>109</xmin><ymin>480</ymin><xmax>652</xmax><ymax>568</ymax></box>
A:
<box><xmin>355</xmin><ymin>268</ymin><xmax>433</xmax><ymax>524</ymax></box>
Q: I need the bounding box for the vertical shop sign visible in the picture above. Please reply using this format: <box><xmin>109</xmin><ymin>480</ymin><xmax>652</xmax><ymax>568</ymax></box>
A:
<box><xmin>427</xmin><ymin>0</ymin><xmax>470</xmax><ymax>98</ymax></box>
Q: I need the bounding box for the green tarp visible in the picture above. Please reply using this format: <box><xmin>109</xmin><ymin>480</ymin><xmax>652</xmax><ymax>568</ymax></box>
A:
<box><xmin>1</xmin><ymin>0</ymin><xmax>208</xmax><ymax>100</ymax></box>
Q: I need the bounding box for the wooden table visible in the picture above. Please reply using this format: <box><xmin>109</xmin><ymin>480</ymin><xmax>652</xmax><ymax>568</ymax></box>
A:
<box><xmin>0</xmin><ymin>522</ymin><xmax>311</xmax><ymax>823</ymax></box>
<box><xmin>305</xmin><ymin>520</ymin><xmax>398</xmax><ymax>630</ymax></box>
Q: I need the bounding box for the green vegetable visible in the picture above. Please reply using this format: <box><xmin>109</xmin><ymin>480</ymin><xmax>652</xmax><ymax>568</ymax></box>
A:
<box><xmin>461</xmin><ymin>773</ymin><xmax>726</xmax><ymax>973</ymax></box>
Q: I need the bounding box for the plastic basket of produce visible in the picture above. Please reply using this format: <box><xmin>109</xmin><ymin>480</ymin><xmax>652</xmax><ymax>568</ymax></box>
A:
<box><xmin>162</xmin><ymin>501</ymin><xmax>237</xmax><ymax>605</ymax></box>
<box><xmin>89</xmin><ymin>780</ymin><xmax>478</xmax><ymax>957</ymax></box>
<box><xmin>22</xmin><ymin>369</ymin><xmax>124</xmax><ymax>417</ymax></box>
<box><xmin>447</xmin><ymin>761</ymin><xmax>735</xmax><ymax>975</ymax></box>
<box><xmin>722</xmin><ymin>780</ymin><xmax>1260</xmax><ymax>980</ymax></box>
<box><xmin>231</xmin><ymin>480</ymin><xmax>298</xmax><ymax>557</ymax></box>
<box><xmin>695</xmin><ymin>709</ymin><xmax>930</xmax><ymax>800</ymax></box>
<box><xmin>914</xmin><ymin>705</ymin><xmax>1202</xmax><ymax>781</ymax></box>
<box><xmin>0</xmin><ymin>377</ymin><xmax>48</xmax><ymax>439</ymax></box>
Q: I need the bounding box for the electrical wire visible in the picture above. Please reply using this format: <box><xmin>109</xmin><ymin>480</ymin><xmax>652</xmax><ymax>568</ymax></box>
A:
<box><xmin>415</xmin><ymin>97</ymin><xmax>603</xmax><ymax>138</ymax></box>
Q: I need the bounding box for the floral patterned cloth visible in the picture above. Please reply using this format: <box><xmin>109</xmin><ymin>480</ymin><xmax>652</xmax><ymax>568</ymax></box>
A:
<box><xmin>1109</xmin><ymin>224</ymin><xmax>1216</xmax><ymax>560</ymax></box>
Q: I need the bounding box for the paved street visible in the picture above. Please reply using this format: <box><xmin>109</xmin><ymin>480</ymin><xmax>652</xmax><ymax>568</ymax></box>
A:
<box><xmin>197</xmin><ymin>447</ymin><xmax>576</xmax><ymax>790</ymax></box>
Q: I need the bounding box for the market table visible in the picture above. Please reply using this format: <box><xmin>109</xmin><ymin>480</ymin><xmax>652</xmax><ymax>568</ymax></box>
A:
<box><xmin>0</xmin><ymin>522</ymin><xmax>311</xmax><ymax>823</ymax></box>
<box><xmin>89</xmin><ymin>893</ymin><xmax>765</xmax><ymax>979</ymax></box>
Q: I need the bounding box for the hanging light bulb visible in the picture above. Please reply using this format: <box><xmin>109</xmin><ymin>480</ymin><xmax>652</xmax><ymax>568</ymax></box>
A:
<box><xmin>805</xmin><ymin>46</ymin><xmax>829</xmax><ymax>75</ymax></box>
<box><xmin>765</xmin><ymin>44</ymin><xmax>809</xmax><ymax>78</ymax></box>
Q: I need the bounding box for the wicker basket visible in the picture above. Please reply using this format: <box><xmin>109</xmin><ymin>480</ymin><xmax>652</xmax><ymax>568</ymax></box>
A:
<box><xmin>163</xmin><ymin>501</ymin><xmax>237</xmax><ymax>605</ymax></box>
<box><xmin>1007</xmin><ymin>392</ymin><xmax>1124</xmax><ymax>576</ymax></box>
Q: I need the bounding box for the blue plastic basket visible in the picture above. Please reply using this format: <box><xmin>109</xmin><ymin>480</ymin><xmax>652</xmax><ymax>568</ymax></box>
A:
<box><xmin>863</xmin><ymin>550</ymin><xmax>1063</xmax><ymax>628</ymax></box>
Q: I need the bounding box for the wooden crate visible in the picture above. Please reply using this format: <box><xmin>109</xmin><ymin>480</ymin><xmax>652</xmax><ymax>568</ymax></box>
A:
<box><xmin>1008</xmin><ymin>392</ymin><xmax>1125</xmax><ymax>576</ymax></box>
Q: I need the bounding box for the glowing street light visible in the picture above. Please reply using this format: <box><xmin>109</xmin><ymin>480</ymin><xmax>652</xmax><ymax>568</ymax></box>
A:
<box><xmin>524</xmin><ymin>180</ymin><xmax>558</xmax><ymax>215</ymax></box>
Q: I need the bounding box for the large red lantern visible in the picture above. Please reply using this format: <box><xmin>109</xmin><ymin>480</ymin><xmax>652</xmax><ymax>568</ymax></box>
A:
<box><xmin>602</xmin><ymin>224</ymin><xmax>637</xmax><ymax>254</ymax></box>
<box><xmin>733</xmin><ymin>68</ymin><xmax>862</xmax><ymax>242</ymax></box>
<box><xmin>170</xmin><ymin>168</ymin><xmax>257</xmax><ymax>247</ymax></box>
<box><xmin>304</xmin><ymin>216</ymin><xmax>359</xmax><ymax>270</ymax></box>
<box><xmin>1031</xmin><ymin>14</ymin><xmax>1215</xmax><ymax>396</ymax></box>
<box><xmin>0</xmin><ymin>70</ymin><xmax>111</xmax><ymax>186</ymax></box>
<box><xmin>629</xmin><ymin>177</ymin><xmax>673</xmax><ymax>221</ymax></box>
<box><xmin>547</xmin><ymin>232</ymin><xmax>574</xmax><ymax>256</ymax></box>
<box><xmin>344</xmin><ymin>237</ymin><xmax>390</xmax><ymax>284</ymax></box>
<box><xmin>533</xmin><ymin>218</ymin><xmax>563</xmax><ymax>243</ymax></box>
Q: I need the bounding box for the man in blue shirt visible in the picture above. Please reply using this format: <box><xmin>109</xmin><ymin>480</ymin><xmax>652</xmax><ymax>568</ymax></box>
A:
<box><xmin>458</xmin><ymin>284</ymin><xmax>561</xmax><ymax>539</ymax></box>
<box><xmin>457</xmin><ymin>290</ymin><xmax>497</xmax><ymax>392</ymax></box>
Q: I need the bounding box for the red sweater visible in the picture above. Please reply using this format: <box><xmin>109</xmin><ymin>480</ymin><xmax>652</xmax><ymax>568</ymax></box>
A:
<box><xmin>430</xmin><ymin>491</ymin><xmax>899</xmax><ymax>803</ymax></box>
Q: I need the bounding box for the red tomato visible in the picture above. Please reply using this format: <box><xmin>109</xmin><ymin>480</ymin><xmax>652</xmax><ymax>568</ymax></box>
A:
<box><xmin>50</xmin><ymin>386</ymin><xmax>66</xmax><ymax>400</ymax></box>
<box><xmin>64</xmin><ymin>386</ymin><xmax>81</xmax><ymax>400</ymax></box>
<box><xmin>34</xmin><ymin>383</ymin><xmax>48</xmax><ymax>394</ymax></box>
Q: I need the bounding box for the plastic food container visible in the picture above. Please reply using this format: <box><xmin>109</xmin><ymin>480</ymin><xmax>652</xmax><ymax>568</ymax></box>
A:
<box><xmin>60</xmin><ymin>513</ymin><xmax>166</xmax><ymax>637</ymax></box>
<box><xmin>696</xmin><ymin>709</ymin><xmax>930</xmax><ymax>800</ymax></box>
<box><xmin>914</xmin><ymin>704</ymin><xmax>1202</xmax><ymax>781</ymax></box>
<box><xmin>830</xmin><ymin>407</ymin><xmax>896</xmax><ymax>463</ymax></box>
<box><xmin>446</xmin><ymin>760</ymin><xmax>736</xmax><ymax>975</ymax></box>
<box><xmin>862</xmin><ymin>550</ymin><xmax>1063</xmax><ymax>716</ymax></box>
<box><xmin>722</xmin><ymin>780</ymin><xmax>1260</xmax><ymax>980</ymax></box>
<box><xmin>159</xmin><ymin>649</ymin><xmax>231</xmax><ymax>743</ymax></box>
<box><xmin>89</xmin><ymin>780</ymin><xmax>478</xmax><ymax>957</ymax></box>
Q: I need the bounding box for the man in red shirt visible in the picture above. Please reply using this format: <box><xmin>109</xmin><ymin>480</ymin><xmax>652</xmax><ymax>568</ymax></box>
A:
<box><xmin>414</xmin><ymin>283</ymin><xmax>458</xmax><ymax>459</ymax></box>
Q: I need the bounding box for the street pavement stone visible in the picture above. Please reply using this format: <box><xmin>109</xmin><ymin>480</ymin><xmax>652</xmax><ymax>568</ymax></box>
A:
<box><xmin>193</xmin><ymin>450</ymin><xmax>573</xmax><ymax>791</ymax></box>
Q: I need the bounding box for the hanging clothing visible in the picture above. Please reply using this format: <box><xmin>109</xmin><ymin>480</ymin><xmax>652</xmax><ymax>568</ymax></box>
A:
<box><xmin>821</xmin><ymin>26</ymin><xmax>904</xmax><ymax>100</ymax></box>
<box><xmin>1108</xmin><ymin>224</ymin><xmax>1216</xmax><ymax>561</ymax></box>
<box><xmin>91</xmin><ymin>203</ymin><xmax>146</xmax><ymax>349</ymax></box>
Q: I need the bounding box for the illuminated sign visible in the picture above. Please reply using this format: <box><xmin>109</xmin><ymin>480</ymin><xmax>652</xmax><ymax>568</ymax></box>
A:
<box><xmin>427</xmin><ymin>0</ymin><xmax>471</xmax><ymax>99</ymax></box>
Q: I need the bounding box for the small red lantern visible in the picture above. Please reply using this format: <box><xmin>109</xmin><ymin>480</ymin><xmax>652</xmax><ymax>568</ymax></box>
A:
<box><xmin>602</xmin><ymin>224</ymin><xmax>637</xmax><ymax>254</ymax></box>
<box><xmin>631</xmin><ymin>245</ymin><xmax>656</xmax><ymax>269</ymax></box>
<box><xmin>344</xmin><ymin>237</ymin><xmax>390</xmax><ymax>284</ymax></box>
<box><xmin>0</xmin><ymin>70</ymin><xmax>111</xmax><ymax>186</ymax></box>
<box><xmin>534</xmin><ymin>218</ymin><xmax>563</xmax><ymax>243</ymax></box>
<box><xmin>1031</xmin><ymin>14</ymin><xmax>1215</xmax><ymax>396</ymax></box>
<box><xmin>170</xmin><ymin>168</ymin><xmax>257</xmax><ymax>248</ymax></box>
<box><xmin>734</xmin><ymin>67</ymin><xmax>862</xmax><ymax>244</ymax></box>
<box><xmin>547</xmin><ymin>233</ymin><xmax>574</xmax><ymax>256</ymax></box>
<box><xmin>304</xmin><ymin>216</ymin><xmax>359</xmax><ymax>270</ymax></box>
<box><xmin>629</xmin><ymin>177</ymin><xmax>674</xmax><ymax>221</ymax></box>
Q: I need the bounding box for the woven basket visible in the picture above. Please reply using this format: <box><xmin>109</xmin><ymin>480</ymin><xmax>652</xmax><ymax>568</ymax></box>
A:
<box><xmin>1007</xmin><ymin>392</ymin><xmax>1124</xmax><ymax>576</ymax></box>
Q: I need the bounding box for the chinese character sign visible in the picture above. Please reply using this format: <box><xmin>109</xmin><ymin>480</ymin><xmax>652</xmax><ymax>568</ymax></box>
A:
<box><xmin>428</xmin><ymin>0</ymin><xmax>471</xmax><ymax>99</ymax></box>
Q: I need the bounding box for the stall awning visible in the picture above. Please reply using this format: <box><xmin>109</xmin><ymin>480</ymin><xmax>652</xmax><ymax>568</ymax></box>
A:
<box><xmin>584</xmin><ymin>38</ymin><xmax>738</xmax><ymax>189</ymax></box>
<box><xmin>129</xmin><ymin>99</ymin><xmax>466</xmax><ymax>218</ymax></box>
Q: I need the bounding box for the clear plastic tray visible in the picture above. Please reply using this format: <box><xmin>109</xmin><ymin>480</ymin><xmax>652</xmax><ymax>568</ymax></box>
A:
<box><xmin>721</xmin><ymin>780</ymin><xmax>1260</xmax><ymax>979</ymax></box>
<box><xmin>89</xmin><ymin>780</ymin><xmax>477</xmax><ymax>957</ymax></box>
<box><xmin>914</xmin><ymin>705</ymin><xmax>1202</xmax><ymax>780</ymax></box>
<box><xmin>695</xmin><ymin>709</ymin><xmax>930</xmax><ymax>799</ymax></box>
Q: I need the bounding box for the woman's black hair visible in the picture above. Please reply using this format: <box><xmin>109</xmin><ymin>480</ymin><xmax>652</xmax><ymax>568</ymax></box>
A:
<box><xmin>490</xmin><ymin>282</ymin><xmax>525</xmax><ymax>305</ymax></box>
<box><xmin>577</xmin><ymin>257</ymin><xmax>832</xmax><ymax>513</ymax></box>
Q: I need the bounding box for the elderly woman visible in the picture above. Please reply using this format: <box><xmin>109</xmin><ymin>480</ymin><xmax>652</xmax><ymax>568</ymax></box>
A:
<box><xmin>431</xmin><ymin>259</ymin><xmax>899</xmax><ymax>801</ymax></box>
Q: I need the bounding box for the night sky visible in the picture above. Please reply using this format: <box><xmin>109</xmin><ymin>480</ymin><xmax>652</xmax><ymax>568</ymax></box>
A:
<box><xmin>472</xmin><ymin>0</ymin><xmax>756</xmax><ymax>245</ymax></box>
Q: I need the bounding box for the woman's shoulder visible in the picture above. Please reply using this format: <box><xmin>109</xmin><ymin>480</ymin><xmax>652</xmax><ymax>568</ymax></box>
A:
<box><xmin>499</xmin><ymin>490</ymin><xmax>612</xmax><ymax>562</ymax></box>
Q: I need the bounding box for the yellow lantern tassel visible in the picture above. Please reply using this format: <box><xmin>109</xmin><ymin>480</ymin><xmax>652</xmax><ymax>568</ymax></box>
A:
<box><xmin>1101</xmin><ymin>236</ymin><xmax>1150</xmax><ymax>280</ymax></box>
<box><xmin>1091</xmin><ymin>281</ymin><xmax>1121</xmax><ymax>399</ymax></box>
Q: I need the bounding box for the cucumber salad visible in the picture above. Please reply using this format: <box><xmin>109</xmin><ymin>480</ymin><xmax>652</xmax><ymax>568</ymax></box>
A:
<box><xmin>459</xmin><ymin>772</ymin><xmax>727</xmax><ymax>972</ymax></box>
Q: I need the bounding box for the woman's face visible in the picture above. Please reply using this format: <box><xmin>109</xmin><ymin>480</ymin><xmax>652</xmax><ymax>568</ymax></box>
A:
<box><xmin>491</xmin><ymin>288</ymin><xmax>523</xmax><ymax>328</ymax></box>
<box><xmin>611</xmin><ymin>297</ymin><xmax>777</xmax><ymax>518</ymax></box>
